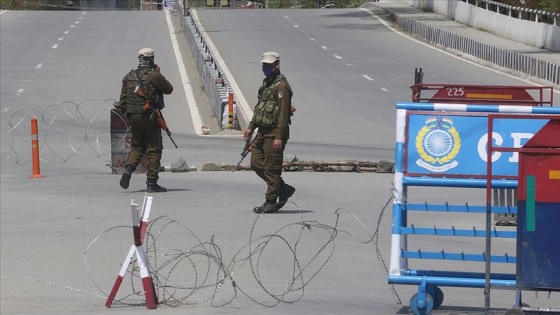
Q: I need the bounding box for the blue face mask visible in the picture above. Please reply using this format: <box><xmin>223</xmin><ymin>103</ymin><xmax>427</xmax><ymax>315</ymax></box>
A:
<box><xmin>262</xmin><ymin>64</ymin><xmax>276</xmax><ymax>77</ymax></box>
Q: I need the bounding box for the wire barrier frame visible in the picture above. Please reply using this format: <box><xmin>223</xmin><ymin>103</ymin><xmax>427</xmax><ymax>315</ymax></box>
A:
<box><xmin>389</xmin><ymin>102</ymin><xmax>560</xmax><ymax>315</ymax></box>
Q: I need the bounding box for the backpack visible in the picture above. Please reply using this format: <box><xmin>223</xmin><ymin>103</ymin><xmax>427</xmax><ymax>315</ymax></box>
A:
<box><xmin>124</xmin><ymin>69</ymin><xmax>165</xmax><ymax>115</ymax></box>
<box><xmin>125</xmin><ymin>69</ymin><xmax>150</xmax><ymax>115</ymax></box>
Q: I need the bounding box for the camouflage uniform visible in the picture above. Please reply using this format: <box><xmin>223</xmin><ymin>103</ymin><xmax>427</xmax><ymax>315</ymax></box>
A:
<box><xmin>116</xmin><ymin>48</ymin><xmax>173</xmax><ymax>192</ymax></box>
<box><xmin>246</xmin><ymin>52</ymin><xmax>295</xmax><ymax>213</ymax></box>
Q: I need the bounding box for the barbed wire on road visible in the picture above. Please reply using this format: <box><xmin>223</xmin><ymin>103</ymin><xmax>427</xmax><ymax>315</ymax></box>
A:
<box><xmin>1</xmin><ymin>195</ymin><xmax>402</xmax><ymax>309</ymax></box>
<box><xmin>82</xmin><ymin>198</ymin><xmax>402</xmax><ymax>308</ymax></box>
<box><xmin>1</xmin><ymin>99</ymin><xmax>125</xmax><ymax>167</ymax></box>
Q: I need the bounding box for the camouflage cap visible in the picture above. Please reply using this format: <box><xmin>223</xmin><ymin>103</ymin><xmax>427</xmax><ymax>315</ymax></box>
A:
<box><xmin>138</xmin><ymin>48</ymin><xmax>155</xmax><ymax>58</ymax></box>
<box><xmin>260</xmin><ymin>51</ymin><xmax>279</xmax><ymax>63</ymax></box>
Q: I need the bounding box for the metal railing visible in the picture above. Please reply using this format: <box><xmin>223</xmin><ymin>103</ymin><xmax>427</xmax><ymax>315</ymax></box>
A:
<box><xmin>178</xmin><ymin>1</ymin><xmax>240</xmax><ymax>129</ymax></box>
<box><xmin>394</xmin><ymin>16</ymin><xmax>560</xmax><ymax>86</ymax></box>
<box><xmin>459</xmin><ymin>0</ymin><xmax>559</xmax><ymax>25</ymax></box>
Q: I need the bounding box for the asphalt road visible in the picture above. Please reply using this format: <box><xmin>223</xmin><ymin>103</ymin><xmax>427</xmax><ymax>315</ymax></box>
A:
<box><xmin>1</xmin><ymin>7</ymin><xmax>558</xmax><ymax>315</ymax></box>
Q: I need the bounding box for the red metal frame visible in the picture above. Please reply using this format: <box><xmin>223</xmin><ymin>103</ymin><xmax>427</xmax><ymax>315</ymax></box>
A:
<box><xmin>412</xmin><ymin>84</ymin><xmax>553</xmax><ymax>106</ymax></box>
<box><xmin>484</xmin><ymin>114</ymin><xmax>560</xmax><ymax>309</ymax></box>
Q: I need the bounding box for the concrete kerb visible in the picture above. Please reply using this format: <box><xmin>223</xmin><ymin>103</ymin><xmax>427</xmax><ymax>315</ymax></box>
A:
<box><xmin>179</xmin><ymin>4</ymin><xmax>243</xmax><ymax>132</ymax></box>
<box><xmin>364</xmin><ymin>1</ymin><xmax>560</xmax><ymax>88</ymax></box>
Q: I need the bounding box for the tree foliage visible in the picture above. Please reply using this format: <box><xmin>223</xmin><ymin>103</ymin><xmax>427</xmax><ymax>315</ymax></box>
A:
<box><xmin>494</xmin><ymin>0</ymin><xmax>559</xmax><ymax>13</ymax></box>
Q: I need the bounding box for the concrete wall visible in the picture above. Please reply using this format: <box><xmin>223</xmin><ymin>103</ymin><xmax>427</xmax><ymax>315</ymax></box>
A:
<box><xmin>403</xmin><ymin>0</ymin><xmax>559</xmax><ymax>52</ymax></box>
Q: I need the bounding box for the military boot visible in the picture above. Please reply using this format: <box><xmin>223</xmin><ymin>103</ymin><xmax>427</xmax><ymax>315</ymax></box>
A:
<box><xmin>277</xmin><ymin>184</ymin><xmax>296</xmax><ymax>209</ymax></box>
<box><xmin>147</xmin><ymin>179</ymin><xmax>167</xmax><ymax>193</ymax></box>
<box><xmin>253</xmin><ymin>200</ymin><xmax>279</xmax><ymax>214</ymax></box>
<box><xmin>119</xmin><ymin>164</ymin><xmax>135</xmax><ymax>189</ymax></box>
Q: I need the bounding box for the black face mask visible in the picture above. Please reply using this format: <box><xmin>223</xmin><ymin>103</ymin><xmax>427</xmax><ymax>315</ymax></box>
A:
<box><xmin>262</xmin><ymin>64</ymin><xmax>276</xmax><ymax>77</ymax></box>
<box><xmin>139</xmin><ymin>57</ymin><xmax>155</xmax><ymax>69</ymax></box>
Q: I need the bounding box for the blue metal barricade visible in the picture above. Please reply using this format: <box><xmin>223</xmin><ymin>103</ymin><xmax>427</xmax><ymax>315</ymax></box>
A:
<box><xmin>389</xmin><ymin>103</ymin><xmax>560</xmax><ymax>314</ymax></box>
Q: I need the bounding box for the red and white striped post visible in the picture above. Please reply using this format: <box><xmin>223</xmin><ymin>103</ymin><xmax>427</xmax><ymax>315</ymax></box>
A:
<box><xmin>227</xmin><ymin>90</ymin><xmax>234</xmax><ymax>129</ymax></box>
<box><xmin>30</xmin><ymin>117</ymin><xmax>43</xmax><ymax>178</ymax></box>
<box><xmin>106</xmin><ymin>194</ymin><xmax>157</xmax><ymax>309</ymax></box>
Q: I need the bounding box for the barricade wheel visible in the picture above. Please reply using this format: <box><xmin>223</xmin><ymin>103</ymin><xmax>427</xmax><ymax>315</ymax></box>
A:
<box><xmin>410</xmin><ymin>293</ymin><xmax>434</xmax><ymax>315</ymax></box>
<box><xmin>432</xmin><ymin>286</ymin><xmax>444</xmax><ymax>309</ymax></box>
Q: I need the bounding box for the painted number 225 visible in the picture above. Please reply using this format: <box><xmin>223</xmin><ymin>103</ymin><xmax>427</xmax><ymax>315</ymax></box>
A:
<box><xmin>447</xmin><ymin>87</ymin><xmax>465</xmax><ymax>97</ymax></box>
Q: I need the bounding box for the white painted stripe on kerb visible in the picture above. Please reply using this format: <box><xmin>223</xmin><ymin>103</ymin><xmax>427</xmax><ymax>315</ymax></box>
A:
<box><xmin>165</xmin><ymin>10</ymin><xmax>203</xmax><ymax>135</ymax></box>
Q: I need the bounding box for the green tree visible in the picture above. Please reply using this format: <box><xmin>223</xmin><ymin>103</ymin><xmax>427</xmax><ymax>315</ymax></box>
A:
<box><xmin>497</xmin><ymin>0</ymin><xmax>559</xmax><ymax>13</ymax></box>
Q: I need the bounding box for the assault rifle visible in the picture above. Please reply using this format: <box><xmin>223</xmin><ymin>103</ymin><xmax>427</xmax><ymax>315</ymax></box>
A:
<box><xmin>232</xmin><ymin>131</ymin><xmax>255</xmax><ymax>172</ymax></box>
<box><xmin>135</xmin><ymin>86</ymin><xmax>178</xmax><ymax>148</ymax></box>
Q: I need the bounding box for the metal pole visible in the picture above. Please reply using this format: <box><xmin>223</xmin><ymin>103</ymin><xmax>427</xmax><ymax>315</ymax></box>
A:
<box><xmin>484</xmin><ymin>115</ymin><xmax>494</xmax><ymax>313</ymax></box>
<box><xmin>30</xmin><ymin>117</ymin><xmax>44</xmax><ymax>179</ymax></box>
<box><xmin>228</xmin><ymin>90</ymin><xmax>234</xmax><ymax>129</ymax></box>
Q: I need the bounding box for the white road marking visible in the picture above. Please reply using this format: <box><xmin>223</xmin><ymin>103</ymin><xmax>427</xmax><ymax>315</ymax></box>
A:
<box><xmin>165</xmin><ymin>10</ymin><xmax>203</xmax><ymax>136</ymax></box>
<box><xmin>333</xmin><ymin>54</ymin><xmax>342</xmax><ymax>59</ymax></box>
<box><xmin>64</xmin><ymin>31</ymin><xmax>69</xmax><ymax>34</ymax></box>
<box><xmin>58</xmin><ymin>37</ymin><xmax>65</xmax><ymax>41</ymax></box>
<box><xmin>381</xmin><ymin>88</ymin><xmax>390</xmax><ymax>92</ymax></box>
<box><xmin>16</xmin><ymin>89</ymin><xmax>24</xmax><ymax>96</ymax></box>
<box><xmin>52</xmin><ymin>44</ymin><xmax>58</xmax><ymax>49</ymax></box>
<box><xmin>322</xmin><ymin>46</ymin><xmax>328</xmax><ymax>50</ymax></box>
<box><xmin>362</xmin><ymin>75</ymin><xmax>374</xmax><ymax>81</ymax></box>
<box><xmin>35</xmin><ymin>63</ymin><xmax>43</xmax><ymax>69</ymax></box>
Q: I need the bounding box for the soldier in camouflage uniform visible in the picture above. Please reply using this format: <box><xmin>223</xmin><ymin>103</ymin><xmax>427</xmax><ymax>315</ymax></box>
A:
<box><xmin>115</xmin><ymin>48</ymin><xmax>173</xmax><ymax>192</ymax></box>
<box><xmin>243</xmin><ymin>51</ymin><xmax>296</xmax><ymax>213</ymax></box>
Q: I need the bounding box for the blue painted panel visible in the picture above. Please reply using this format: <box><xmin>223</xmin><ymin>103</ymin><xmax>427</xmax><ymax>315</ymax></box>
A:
<box><xmin>406</xmin><ymin>114</ymin><xmax>548</xmax><ymax>176</ymax></box>
<box><xmin>517</xmin><ymin>201</ymin><xmax>560</xmax><ymax>290</ymax></box>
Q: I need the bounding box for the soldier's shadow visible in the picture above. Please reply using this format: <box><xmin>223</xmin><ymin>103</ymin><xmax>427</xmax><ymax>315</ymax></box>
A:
<box><xmin>278</xmin><ymin>209</ymin><xmax>313</xmax><ymax>214</ymax></box>
<box><xmin>123</xmin><ymin>188</ymin><xmax>191</xmax><ymax>193</ymax></box>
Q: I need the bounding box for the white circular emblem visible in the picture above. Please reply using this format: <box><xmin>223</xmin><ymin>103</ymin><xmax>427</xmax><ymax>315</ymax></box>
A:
<box><xmin>424</xmin><ymin>129</ymin><xmax>453</xmax><ymax>157</ymax></box>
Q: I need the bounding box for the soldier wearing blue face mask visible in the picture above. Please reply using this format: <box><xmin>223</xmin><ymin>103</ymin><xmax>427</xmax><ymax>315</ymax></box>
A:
<box><xmin>243</xmin><ymin>51</ymin><xmax>296</xmax><ymax>214</ymax></box>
